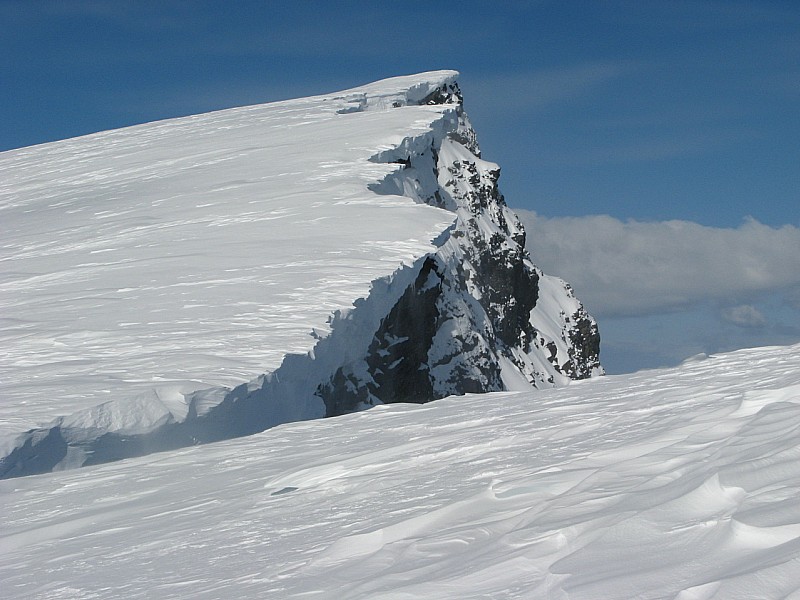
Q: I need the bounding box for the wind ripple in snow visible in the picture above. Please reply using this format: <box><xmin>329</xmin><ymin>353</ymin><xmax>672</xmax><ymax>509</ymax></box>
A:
<box><xmin>2</xmin><ymin>344</ymin><xmax>800</xmax><ymax>598</ymax></box>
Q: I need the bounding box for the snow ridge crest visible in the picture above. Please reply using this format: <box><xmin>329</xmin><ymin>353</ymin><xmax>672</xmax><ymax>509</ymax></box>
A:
<box><xmin>0</xmin><ymin>72</ymin><xmax>600</xmax><ymax>478</ymax></box>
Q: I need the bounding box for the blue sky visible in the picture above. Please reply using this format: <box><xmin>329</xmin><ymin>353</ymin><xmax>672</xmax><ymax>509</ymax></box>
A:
<box><xmin>3</xmin><ymin>0</ymin><xmax>799</xmax><ymax>373</ymax></box>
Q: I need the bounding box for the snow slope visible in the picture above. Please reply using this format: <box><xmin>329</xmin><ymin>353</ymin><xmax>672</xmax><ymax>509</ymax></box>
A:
<box><xmin>3</xmin><ymin>342</ymin><xmax>800</xmax><ymax>599</ymax></box>
<box><xmin>0</xmin><ymin>74</ymin><xmax>458</xmax><ymax>442</ymax></box>
<box><xmin>1</xmin><ymin>71</ymin><xmax>600</xmax><ymax>476</ymax></box>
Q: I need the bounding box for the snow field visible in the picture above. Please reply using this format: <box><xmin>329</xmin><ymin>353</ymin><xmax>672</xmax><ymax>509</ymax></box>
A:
<box><xmin>2</xmin><ymin>343</ymin><xmax>800</xmax><ymax>598</ymax></box>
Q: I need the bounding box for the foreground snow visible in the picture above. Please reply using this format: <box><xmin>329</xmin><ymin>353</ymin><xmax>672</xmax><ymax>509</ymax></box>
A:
<box><xmin>3</xmin><ymin>343</ymin><xmax>800</xmax><ymax>599</ymax></box>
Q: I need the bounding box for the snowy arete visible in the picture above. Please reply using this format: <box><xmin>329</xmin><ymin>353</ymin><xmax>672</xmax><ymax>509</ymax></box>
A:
<box><xmin>0</xmin><ymin>71</ymin><xmax>601</xmax><ymax>478</ymax></box>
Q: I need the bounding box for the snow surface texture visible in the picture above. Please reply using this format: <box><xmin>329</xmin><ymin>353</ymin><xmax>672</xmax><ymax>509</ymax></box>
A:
<box><xmin>1</xmin><ymin>71</ymin><xmax>599</xmax><ymax>477</ymax></box>
<box><xmin>3</xmin><ymin>343</ymin><xmax>800</xmax><ymax>599</ymax></box>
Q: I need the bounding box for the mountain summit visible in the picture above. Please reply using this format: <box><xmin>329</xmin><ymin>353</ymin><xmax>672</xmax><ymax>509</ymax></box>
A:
<box><xmin>1</xmin><ymin>71</ymin><xmax>600</xmax><ymax>478</ymax></box>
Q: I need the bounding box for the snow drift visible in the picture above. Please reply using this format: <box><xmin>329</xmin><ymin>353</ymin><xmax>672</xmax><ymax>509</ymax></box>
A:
<box><xmin>0</xmin><ymin>71</ymin><xmax>600</xmax><ymax>478</ymax></box>
<box><xmin>2</xmin><ymin>343</ymin><xmax>800</xmax><ymax>598</ymax></box>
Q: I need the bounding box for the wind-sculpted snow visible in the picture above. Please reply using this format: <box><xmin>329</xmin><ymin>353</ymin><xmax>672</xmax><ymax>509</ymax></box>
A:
<box><xmin>1</xmin><ymin>71</ymin><xmax>600</xmax><ymax>476</ymax></box>
<box><xmin>0</xmin><ymin>73</ymin><xmax>455</xmax><ymax>467</ymax></box>
<box><xmin>2</xmin><ymin>344</ymin><xmax>800</xmax><ymax>598</ymax></box>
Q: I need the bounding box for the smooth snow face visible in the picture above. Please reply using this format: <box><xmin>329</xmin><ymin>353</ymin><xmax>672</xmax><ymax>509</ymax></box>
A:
<box><xmin>2</xmin><ymin>343</ymin><xmax>800</xmax><ymax>598</ymax></box>
<box><xmin>0</xmin><ymin>72</ymin><xmax>459</xmax><ymax>439</ymax></box>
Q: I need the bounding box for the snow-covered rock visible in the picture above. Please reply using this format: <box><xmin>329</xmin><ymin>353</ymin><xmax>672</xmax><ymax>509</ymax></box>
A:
<box><xmin>0</xmin><ymin>71</ymin><xmax>600</xmax><ymax>478</ymax></box>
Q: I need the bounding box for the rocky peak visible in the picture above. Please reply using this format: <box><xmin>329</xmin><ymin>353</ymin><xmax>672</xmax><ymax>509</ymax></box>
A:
<box><xmin>318</xmin><ymin>78</ymin><xmax>601</xmax><ymax>414</ymax></box>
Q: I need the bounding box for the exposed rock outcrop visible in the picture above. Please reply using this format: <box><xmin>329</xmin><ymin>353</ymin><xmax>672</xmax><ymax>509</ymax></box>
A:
<box><xmin>317</xmin><ymin>81</ymin><xmax>601</xmax><ymax>415</ymax></box>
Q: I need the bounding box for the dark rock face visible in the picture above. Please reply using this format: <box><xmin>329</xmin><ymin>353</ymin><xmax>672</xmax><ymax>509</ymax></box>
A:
<box><xmin>439</xmin><ymin>153</ymin><xmax>539</xmax><ymax>353</ymax></box>
<box><xmin>319</xmin><ymin>257</ymin><xmax>442</xmax><ymax>412</ymax></box>
<box><xmin>419</xmin><ymin>82</ymin><xmax>463</xmax><ymax>106</ymax></box>
<box><xmin>565</xmin><ymin>307</ymin><xmax>602</xmax><ymax>379</ymax></box>
<box><xmin>366</xmin><ymin>257</ymin><xmax>441</xmax><ymax>404</ymax></box>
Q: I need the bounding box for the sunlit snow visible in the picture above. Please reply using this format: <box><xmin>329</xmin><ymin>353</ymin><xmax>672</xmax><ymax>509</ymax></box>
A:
<box><xmin>2</xmin><ymin>344</ymin><xmax>800</xmax><ymax>598</ymax></box>
<box><xmin>0</xmin><ymin>73</ymin><xmax>457</xmax><ymax>440</ymax></box>
<box><xmin>2</xmin><ymin>71</ymin><xmax>798</xmax><ymax>597</ymax></box>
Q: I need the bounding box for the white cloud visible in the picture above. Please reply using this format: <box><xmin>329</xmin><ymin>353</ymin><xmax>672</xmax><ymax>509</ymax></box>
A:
<box><xmin>721</xmin><ymin>305</ymin><xmax>767</xmax><ymax>328</ymax></box>
<box><xmin>516</xmin><ymin>211</ymin><xmax>800</xmax><ymax>318</ymax></box>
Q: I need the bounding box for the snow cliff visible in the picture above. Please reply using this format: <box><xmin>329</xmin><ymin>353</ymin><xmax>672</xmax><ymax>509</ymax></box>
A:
<box><xmin>0</xmin><ymin>71</ymin><xmax>600</xmax><ymax>478</ymax></box>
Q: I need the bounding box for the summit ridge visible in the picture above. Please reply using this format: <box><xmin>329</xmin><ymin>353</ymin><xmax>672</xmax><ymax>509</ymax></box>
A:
<box><xmin>1</xmin><ymin>72</ymin><xmax>600</xmax><ymax>478</ymax></box>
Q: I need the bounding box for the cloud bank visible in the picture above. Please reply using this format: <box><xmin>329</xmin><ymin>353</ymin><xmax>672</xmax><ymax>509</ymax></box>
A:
<box><xmin>516</xmin><ymin>211</ymin><xmax>800</xmax><ymax>318</ymax></box>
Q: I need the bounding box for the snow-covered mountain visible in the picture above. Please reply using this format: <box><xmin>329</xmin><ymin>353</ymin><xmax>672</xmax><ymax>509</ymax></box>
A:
<box><xmin>3</xmin><ymin>343</ymin><xmax>800</xmax><ymax>598</ymax></box>
<box><xmin>4</xmin><ymin>71</ymin><xmax>800</xmax><ymax>599</ymax></box>
<box><xmin>0</xmin><ymin>71</ymin><xmax>600</xmax><ymax>478</ymax></box>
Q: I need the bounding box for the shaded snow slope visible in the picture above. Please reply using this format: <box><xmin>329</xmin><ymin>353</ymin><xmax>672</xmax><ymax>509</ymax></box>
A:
<box><xmin>2</xmin><ymin>343</ymin><xmax>800</xmax><ymax>599</ymax></box>
<box><xmin>1</xmin><ymin>71</ymin><xmax>600</xmax><ymax>476</ymax></box>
